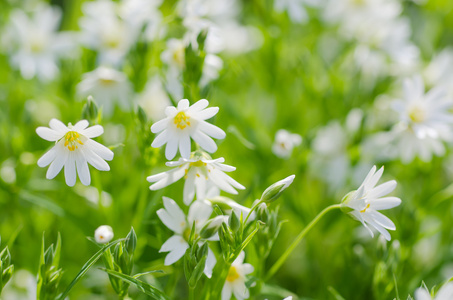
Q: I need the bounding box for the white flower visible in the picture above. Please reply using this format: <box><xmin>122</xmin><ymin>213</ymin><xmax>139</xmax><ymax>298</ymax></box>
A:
<box><xmin>221</xmin><ymin>251</ymin><xmax>254</xmax><ymax>300</ymax></box>
<box><xmin>157</xmin><ymin>197</ymin><xmax>217</xmax><ymax>277</ymax></box>
<box><xmin>274</xmin><ymin>0</ymin><xmax>308</xmax><ymax>23</ymax></box>
<box><xmin>415</xmin><ymin>282</ymin><xmax>453</xmax><ymax>300</ymax></box>
<box><xmin>119</xmin><ymin>0</ymin><xmax>165</xmax><ymax>41</ymax></box>
<box><xmin>147</xmin><ymin>153</ymin><xmax>245</xmax><ymax>205</ymax></box>
<box><xmin>342</xmin><ymin>165</ymin><xmax>401</xmax><ymax>241</ymax></box>
<box><xmin>385</xmin><ymin>76</ymin><xmax>453</xmax><ymax>163</ymax></box>
<box><xmin>95</xmin><ymin>225</ymin><xmax>114</xmax><ymax>244</ymax></box>
<box><xmin>77</xmin><ymin>66</ymin><xmax>132</xmax><ymax>116</ymax></box>
<box><xmin>272</xmin><ymin>129</ymin><xmax>302</xmax><ymax>159</ymax></box>
<box><xmin>137</xmin><ymin>76</ymin><xmax>172</xmax><ymax>122</ymax></box>
<box><xmin>2</xmin><ymin>4</ymin><xmax>75</xmax><ymax>81</ymax></box>
<box><xmin>36</xmin><ymin>119</ymin><xmax>114</xmax><ymax>186</ymax></box>
<box><xmin>79</xmin><ymin>0</ymin><xmax>138</xmax><ymax>65</ymax></box>
<box><xmin>151</xmin><ymin>99</ymin><xmax>226</xmax><ymax>160</ymax></box>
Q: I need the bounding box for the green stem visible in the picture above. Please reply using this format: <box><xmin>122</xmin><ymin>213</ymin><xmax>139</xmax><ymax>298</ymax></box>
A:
<box><xmin>189</xmin><ymin>286</ymin><xmax>195</xmax><ymax>300</ymax></box>
<box><xmin>264</xmin><ymin>204</ymin><xmax>341</xmax><ymax>281</ymax></box>
<box><xmin>244</xmin><ymin>200</ymin><xmax>263</xmax><ymax>224</ymax></box>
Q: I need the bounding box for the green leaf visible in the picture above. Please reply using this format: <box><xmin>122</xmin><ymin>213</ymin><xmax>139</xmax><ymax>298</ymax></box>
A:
<box><xmin>56</xmin><ymin>239</ymin><xmax>123</xmax><ymax>300</ymax></box>
<box><xmin>99</xmin><ymin>268</ymin><xmax>168</xmax><ymax>300</ymax></box>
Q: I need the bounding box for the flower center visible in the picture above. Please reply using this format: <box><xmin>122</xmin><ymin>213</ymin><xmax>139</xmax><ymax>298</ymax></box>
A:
<box><xmin>99</xmin><ymin>77</ymin><xmax>116</xmax><ymax>86</ymax></box>
<box><xmin>408</xmin><ymin>105</ymin><xmax>426</xmax><ymax>123</ymax></box>
<box><xmin>189</xmin><ymin>160</ymin><xmax>207</xmax><ymax>168</ymax></box>
<box><xmin>226</xmin><ymin>266</ymin><xmax>240</xmax><ymax>282</ymax></box>
<box><xmin>360</xmin><ymin>203</ymin><xmax>370</xmax><ymax>213</ymax></box>
<box><xmin>64</xmin><ymin>131</ymin><xmax>84</xmax><ymax>151</ymax></box>
<box><xmin>174</xmin><ymin>112</ymin><xmax>191</xmax><ymax>130</ymax></box>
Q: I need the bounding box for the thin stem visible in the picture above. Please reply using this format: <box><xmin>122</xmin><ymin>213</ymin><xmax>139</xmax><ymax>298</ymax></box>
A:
<box><xmin>189</xmin><ymin>286</ymin><xmax>195</xmax><ymax>300</ymax></box>
<box><xmin>264</xmin><ymin>204</ymin><xmax>341</xmax><ymax>281</ymax></box>
<box><xmin>244</xmin><ymin>200</ymin><xmax>262</xmax><ymax>224</ymax></box>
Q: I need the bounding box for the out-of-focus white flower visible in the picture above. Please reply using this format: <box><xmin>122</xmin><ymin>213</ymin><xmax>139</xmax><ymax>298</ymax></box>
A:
<box><xmin>341</xmin><ymin>165</ymin><xmax>401</xmax><ymax>241</ymax></box>
<box><xmin>1</xmin><ymin>269</ymin><xmax>36</xmax><ymax>300</ymax></box>
<box><xmin>2</xmin><ymin>4</ymin><xmax>75</xmax><ymax>81</ymax></box>
<box><xmin>274</xmin><ymin>0</ymin><xmax>308</xmax><ymax>23</ymax></box>
<box><xmin>77</xmin><ymin>66</ymin><xmax>132</xmax><ymax>116</ymax></box>
<box><xmin>137</xmin><ymin>76</ymin><xmax>171</xmax><ymax>122</ymax></box>
<box><xmin>151</xmin><ymin>99</ymin><xmax>226</xmax><ymax>160</ymax></box>
<box><xmin>322</xmin><ymin>0</ymin><xmax>419</xmax><ymax>83</ymax></box>
<box><xmin>119</xmin><ymin>0</ymin><xmax>165</xmax><ymax>41</ymax></box>
<box><xmin>272</xmin><ymin>129</ymin><xmax>302</xmax><ymax>159</ymax></box>
<box><xmin>383</xmin><ymin>76</ymin><xmax>453</xmax><ymax>163</ymax></box>
<box><xmin>79</xmin><ymin>0</ymin><xmax>137</xmax><ymax>65</ymax></box>
<box><xmin>147</xmin><ymin>153</ymin><xmax>245</xmax><ymax>205</ymax></box>
<box><xmin>200</xmin><ymin>54</ymin><xmax>223</xmax><ymax>87</ymax></box>
<box><xmin>94</xmin><ymin>225</ymin><xmax>114</xmax><ymax>244</ymax></box>
<box><xmin>157</xmin><ymin>197</ymin><xmax>217</xmax><ymax>277</ymax></box>
<box><xmin>0</xmin><ymin>159</ymin><xmax>16</xmax><ymax>184</ymax></box>
<box><xmin>36</xmin><ymin>119</ymin><xmax>114</xmax><ymax>186</ymax></box>
<box><xmin>161</xmin><ymin>38</ymin><xmax>187</xmax><ymax>70</ymax></box>
<box><xmin>415</xmin><ymin>282</ymin><xmax>453</xmax><ymax>300</ymax></box>
<box><xmin>221</xmin><ymin>251</ymin><xmax>254</xmax><ymax>300</ymax></box>
<box><xmin>424</xmin><ymin>48</ymin><xmax>453</xmax><ymax>99</ymax></box>
<box><xmin>310</xmin><ymin>121</ymin><xmax>350</xmax><ymax>191</ymax></box>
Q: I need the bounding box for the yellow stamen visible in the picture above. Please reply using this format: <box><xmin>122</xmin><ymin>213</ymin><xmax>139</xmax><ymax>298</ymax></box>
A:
<box><xmin>226</xmin><ymin>266</ymin><xmax>240</xmax><ymax>282</ymax></box>
<box><xmin>174</xmin><ymin>112</ymin><xmax>191</xmax><ymax>130</ymax></box>
<box><xmin>63</xmin><ymin>131</ymin><xmax>84</xmax><ymax>151</ymax></box>
<box><xmin>360</xmin><ymin>203</ymin><xmax>370</xmax><ymax>213</ymax></box>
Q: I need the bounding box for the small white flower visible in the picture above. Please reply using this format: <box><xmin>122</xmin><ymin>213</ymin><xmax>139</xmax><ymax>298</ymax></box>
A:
<box><xmin>272</xmin><ymin>129</ymin><xmax>302</xmax><ymax>159</ymax></box>
<box><xmin>79</xmin><ymin>0</ymin><xmax>138</xmax><ymax>65</ymax></box>
<box><xmin>221</xmin><ymin>251</ymin><xmax>254</xmax><ymax>300</ymax></box>
<box><xmin>342</xmin><ymin>165</ymin><xmax>401</xmax><ymax>241</ymax></box>
<box><xmin>274</xmin><ymin>0</ymin><xmax>308</xmax><ymax>23</ymax></box>
<box><xmin>95</xmin><ymin>225</ymin><xmax>114</xmax><ymax>244</ymax></box>
<box><xmin>2</xmin><ymin>4</ymin><xmax>75</xmax><ymax>81</ymax></box>
<box><xmin>147</xmin><ymin>153</ymin><xmax>245</xmax><ymax>205</ymax></box>
<box><xmin>415</xmin><ymin>282</ymin><xmax>453</xmax><ymax>300</ymax></box>
<box><xmin>151</xmin><ymin>99</ymin><xmax>226</xmax><ymax>160</ymax></box>
<box><xmin>380</xmin><ymin>76</ymin><xmax>453</xmax><ymax>163</ymax></box>
<box><xmin>157</xmin><ymin>197</ymin><xmax>217</xmax><ymax>277</ymax></box>
<box><xmin>137</xmin><ymin>76</ymin><xmax>172</xmax><ymax>122</ymax></box>
<box><xmin>77</xmin><ymin>66</ymin><xmax>132</xmax><ymax>116</ymax></box>
<box><xmin>36</xmin><ymin>119</ymin><xmax>114</xmax><ymax>186</ymax></box>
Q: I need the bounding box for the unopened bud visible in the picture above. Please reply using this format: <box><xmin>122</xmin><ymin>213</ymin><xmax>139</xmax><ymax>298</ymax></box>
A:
<box><xmin>228</xmin><ymin>210</ymin><xmax>241</xmax><ymax>233</ymax></box>
<box><xmin>82</xmin><ymin>96</ymin><xmax>99</xmax><ymax>121</ymax></box>
<box><xmin>125</xmin><ymin>227</ymin><xmax>137</xmax><ymax>255</ymax></box>
<box><xmin>137</xmin><ymin>105</ymin><xmax>147</xmax><ymax>125</ymax></box>
<box><xmin>200</xmin><ymin>216</ymin><xmax>226</xmax><ymax>239</ymax></box>
<box><xmin>95</xmin><ymin>225</ymin><xmax>114</xmax><ymax>244</ymax></box>
<box><xmin>256</xmin><ymin>203</ymin><xmax>269</xmax><ymax>223</ymax></box>
<box><xmin>261</xmin><ymin>175</ymin><xmax>295</xmax><ymax>203</ymax></box>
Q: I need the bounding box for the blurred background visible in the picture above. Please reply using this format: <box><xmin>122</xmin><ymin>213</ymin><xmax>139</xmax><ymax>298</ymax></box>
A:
<box><xmin>1</xmin><ymin>0</ymin><xmax>453</xmax><ymax>299</ymax></box>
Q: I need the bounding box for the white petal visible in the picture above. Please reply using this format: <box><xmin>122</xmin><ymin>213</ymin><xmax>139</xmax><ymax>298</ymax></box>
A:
<box><xmin>37</xmin><ymin>147</ymin><xmax>57</xmax><ymax>167</ymax></box>
<box><xmin>179</xmin><ymin>134</ymin><xmax>191</xmax><ymax>159</ymax></box>
<box><xmin>160</xmin><ymin>235</ymin><xmax>187</xmax><ymax>252</ymax></box>
<box><xmin>204</xmin><ymin>247</ymin><xmax>216</xmax><ymax>278</ymax></box>
<box><xmin>188</xmin><ymin>99</ymin><xmax>209</xmax><ymax>113</ymax></box>
<box><xmin>76</xmin><ymin>152</ymin><xmax>91</xmax><ymax>186</ymax></box>
<box><xmin>151</xmin><ymin>118</ymin><xmax>169</xmax><ymax>133</ymax></box>
<box><xmin>364</xmin><ymin>166</ymin><xmax>383</xmax><ymax>191</ymax></box>
<box><xmin>367</xmin><ymin>210</ymin><xmax>396</xmax><ymax>230</ymax></box>
<box><xmin>80</xmin><ymin>125</ymin><xmax>104</xmax><ymax>138</ymax></box>
<box><xmin>73</xmin><ymin>120</ymin><xmax>89</xmax><ymax>131</ymax></box>
<box><xmin>152</xmin><ymin>129</ymin><xmax>170</xmax><ymax>148</ymax></box>
<box><xmin>192</xmin><ymin>130</ymin><xmax>217</xmax><ymax>153</ymax></box>
<box><xmin>188</xmin><ymin>200</ymin><xmax>213</xmax><ymax>224</ymax></box>
<box><xmin>198</xmin><ymin>121</ymin><xmax>226</xmax><ymax>139</ymax></box>
<box><xmin>82</xmin><ymin>147</ymin><xmax>110</xmax><ymax>171</ymax></box>
<box><xmin>165</xmin><ymin>135</ymin><xmax>179</xmax><ymax>160</ymax></box>
<box><xmin>163</xmin><ymin>241</ymin><xmax>188</xmax><ymax>265</ymax></box>
<box><xmin>148</xmin><ymin>167</ymin><xmax>186</xmax><ymax>190</ymax></box>
<box><xmin>369</xmin><ymin>197</ymin><xmax>401</xmax><ymax>210</ymax></box>
<box><xmin>64</xmin><ymin>154</ymin><xmax>77</xmax><ymax>187</ymax></box>
<box><xmin>46</xmin><ymin>148</ymin><xmax>68</xmax><ymax>179</ymax></box>
<box><xmin>436</xmin><ymin>283</ymin><xmax>453</xmax><ymax>300</ymax></box>
<box><xmin>221</xmin><ymin>283</ymin><xmax>232</xmax><ymax>300</ymax></box>
<box><xmin>196</xmin><ymin>107</ymin><xmax>219</xmax><ymax>120</ymax></box>
<box><xmin>367</xmin><ymin>180</ymin><xmax>397</xmax><ymax>199</ymax></box>
<box><xmin>414</xmin><ymin>288</ymin><xmax>431</xmax><ymax>300</ymax></box>
<box><xmin>157</xmin><ymin>209</ymin><xmax>185</xmax><ymax>234</ymax></box>
<box><xmin>364</xmin><ymin>217</ymin><xmax>391</xmax><ymax>241</ymax></box>
<box><xmin>177</xmin><ymin>99</ymin><xmax>190</xmax><ymax>110</ymax></box>
<box><xmin>85</xmin><ymin>139</ymin><xmax>114</xmax><ymax>161</ymax></box>
<box><xmin>162</xmin><ymin>197</ymin><xmax>187</xmax><ymax>224</ymax></box>
<box><xmin>49</xmin><ymin>119</ymin><xmax>68</xmax><ymax>132</ymax></box>
<box><xmin>241</xmin><ymin>263</ymin><xmax>254</xmax><ymax>275</ymax></box>
<box><xmin>36</xmin><ymin>127</ymin><xmax>64</xmax><ymax>141</ymax></box>
<box><xmin>183</xmin><ymin>169</ymin><xmax>197</xmax><ymax>205</ymax></box>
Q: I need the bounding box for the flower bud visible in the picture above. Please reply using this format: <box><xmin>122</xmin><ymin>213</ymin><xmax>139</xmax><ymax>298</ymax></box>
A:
<box><xmin>340</xmin><ymin>191</ymin><xmax>356</xmax><ymax>214</ymax></box>
<box><xmin>200</xmin><ymin>216</ymin><xmax>226</xmax><ymax>239</ymax></box>
<box><xmin>95</xmin><ymin>225</ymin><xmax>114</xmax><ymax>244</ymax></box>
<box><xmin>228</xmin><ymin>210</ymin><xmax>241</xmax><ymax>233</ymax></box>
<box><xmin>256</xmin><ymin>203</ymin><xmax>269</xmax><ymax>223</ymax></box>
<box><xmin>261</xmin><ymin>175</ymin><xmax>295</xmax><ymax>203</ymax></box>
<box><xmin>125</xmin><ymin>227</ymin><xmax>137</xmax><ymax>255</ymax></box>
<box><xmin>82</xmin><ymin>96</ymin><xmax>99</xmax><ymax>122</ymax></box>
